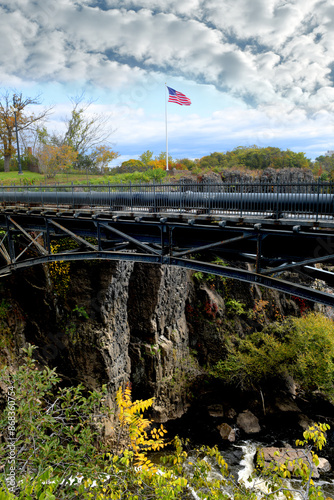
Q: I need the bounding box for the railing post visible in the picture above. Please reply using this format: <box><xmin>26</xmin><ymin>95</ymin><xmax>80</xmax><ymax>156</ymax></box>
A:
<box><xmin>154</xmin><ymin>180</ymin><xmax>158</xmax><ymax>212</ymax></box>
<box><xmin>316</xmin><ymin>177</ymin><xmax>320</xmax><ymax>223</ymax></box>
<box><xmin>240</xmin><ymin>180</ymin><xmax>243</xmax><ymax>218</ymax></box>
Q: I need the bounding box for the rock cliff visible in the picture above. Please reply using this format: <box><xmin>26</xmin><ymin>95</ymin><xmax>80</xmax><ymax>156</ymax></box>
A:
<box><xmin>0</xmin><ymin>257</ymin><xmax>313</xmax><ymax>425</ymax></box>
<box><xmin>1</xmin><ymin>261</ymin><xmax>196</xmax><ymax>421</ymax></box>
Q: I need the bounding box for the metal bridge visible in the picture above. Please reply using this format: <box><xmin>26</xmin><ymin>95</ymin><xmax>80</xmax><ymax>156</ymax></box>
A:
<box><xmin>1</xmin><ymin>180</ymin><xmax>334</xmax><ymax>306</ymax></box>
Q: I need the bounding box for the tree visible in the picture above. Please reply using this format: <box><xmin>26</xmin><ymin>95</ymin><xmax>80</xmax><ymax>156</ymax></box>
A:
<box><xmin>62</xmin><ymin>95</ymin><xmax>114</xmax><ymax>157</ymax></box>
<box><xmin>175</xmin><ymin>158</ymin><xmax>197</xmax><ymax>170</ymax></box>
<box><xmin>36</xmin><ymin>144</ymin><xmax>78</xmax><ymax>178</ymax></box>
<box><xmin>154</xmin><ymin>151</ymin><xmax>174</xmax><ymax>169</ymax></box>
<box><xmin>36</xmin><ymin>126</ymin><xmax>119</xmax><ymax>175</ymax></box>
<box><xmin>88</xmin><ymin>145</ymin><xmax>119</xmax><ymax>173</ymax></box>
<box><xmin>0</xmin><ymin>91</ymin><xmax>51</xmax><ymax>172</ymax></box>
<box><xmin>139</xmin><ymin>150</ymin><xmax>154</xmax><ymax>165</ymax></box>
<box><xmin>118</xmin><ymin>159</ymin><xmax>146</xmax><ymax>173</ymax></box>
<box><xmin>313</xmin><ymin>154</ymin><xmax>334</xmax><ymax>180</ymax></box>
<box><xmin>210</xmin><ymin>312</ymin><xmax>334</xmax><ymax>402</ymax></box>
<box><xmin>197</xmin><ymin>147</ymin><xmax>312</xmax><ymax>172</ymax></box>
<box><xmin>42</xmin><ymin>95</ymin><xmax>119</xmax><ymax>173</ymax></box>
<box><xmin>199</xmin><ymin>152</ymin><xmax>226</xmax><ymax>170</ymax></box>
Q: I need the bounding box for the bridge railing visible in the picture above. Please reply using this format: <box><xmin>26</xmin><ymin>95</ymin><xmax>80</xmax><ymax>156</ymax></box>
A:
<box><xmin>1</xmin><ymin>180</ymin><xmax>334</xmax><ymax>220</ymax></box>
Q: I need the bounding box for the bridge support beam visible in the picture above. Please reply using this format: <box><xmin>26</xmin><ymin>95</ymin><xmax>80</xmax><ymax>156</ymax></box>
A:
<box><xmin>0</xmin><ymin>211</ymin><xmax>334</xmax><ymax>307</ymax></box>
<box><xmin>48</xmin><ymin>219</ymin><xmax>98</xmax><ymax>251</ymax></box>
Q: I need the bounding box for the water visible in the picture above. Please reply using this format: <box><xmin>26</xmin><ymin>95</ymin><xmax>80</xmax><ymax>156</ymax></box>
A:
<box><xmin>233</xmin><ymin>440</ymin><xmax>334</xmax><ymax>499</ymax></box>
<box><xmin>161</xmin><ymin>440</ymin><xmax>334</xmax><ymax>499</ymax></box>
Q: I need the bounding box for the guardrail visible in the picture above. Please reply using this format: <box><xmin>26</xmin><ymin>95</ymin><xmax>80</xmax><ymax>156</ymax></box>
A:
<box><xmin>1</xmin><ymin>180</ymin><xmax>333</xmax><ymax>220</ymax></box>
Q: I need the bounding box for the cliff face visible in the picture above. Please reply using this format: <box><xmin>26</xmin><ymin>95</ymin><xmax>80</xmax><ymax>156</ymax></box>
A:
<box><xmin>1</xmin><ymin>261</ymin><xmax>194</xmax><ymax>421</ymax></box>
<box><xmin>0</xmin><ymin>259</ymin><xmax>312</xmax><ymax>422</ymax></box>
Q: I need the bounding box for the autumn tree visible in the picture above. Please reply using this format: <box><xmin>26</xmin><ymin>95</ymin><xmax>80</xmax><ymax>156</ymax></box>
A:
<box><xmin>35</xmin><ymin>100</ymin><xmax>119</xmax><ymax>175</ymax></box>
<box><xmin>40</xmin><ymin>95</ymin><xmax>118</xmax><ymax>173</ymax></box>
<box><xmin>36</xmin><ymin>144</ymin><xmax>78</xmax><ymax>178</ymax></box>
<box><xmin>58</xmin><ymin>95</ymin><xmax>118</xmax><ymax>172</ymax></box>
<box><xmin>198</xmin><ymin>147</ymin><xmax>312</xmax><ymax>171</ymax></box>
<box><xmin>154</xmin><ymin>151</ymin><xmax>174</xmax><ymax>169</ymax></box>
<box><xmin>0</xmin><ymin>91</ymin><xmax>51</xmax><ymax>172</ymax></box>
<box><xmin>63</xmin><ymin>97</ymin><xmax>113</xmax><ymax>154</ymax></box>
<box><xmin>313</xmin><ymin>153</ymin><xmax>334</xmax><ymax>180</ymax></box>
<box><xmin>175</xmin><ymin>157</ymin><xmax>197</xmax><ymax>170</ymax></box>
<box><xmin>89</xmin><ymin>145</ymin><xmax>119</xmax><ymax>173</ymax></box>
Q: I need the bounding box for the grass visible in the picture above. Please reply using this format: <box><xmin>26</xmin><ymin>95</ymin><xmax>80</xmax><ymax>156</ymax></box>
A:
<box><xmin>0</xmin><ymin>170</ymin><xmax>112</xmax><ymax>186</ymax></box>
<box><xmin>0</xmin><ymin>167</ymin><xmax>183</xmax><ymax>186</ymax></box>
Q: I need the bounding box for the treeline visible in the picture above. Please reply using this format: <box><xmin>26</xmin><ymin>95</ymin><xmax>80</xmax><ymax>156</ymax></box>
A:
<box><xmin>198</xmin><ymin>146</ymin><xmax>311</xmax><ymax>171</ymax></box>
<box><xmin>115</xmin><ymin>146</ymin><xmax>334</xmax><ymax>180</ymax></box>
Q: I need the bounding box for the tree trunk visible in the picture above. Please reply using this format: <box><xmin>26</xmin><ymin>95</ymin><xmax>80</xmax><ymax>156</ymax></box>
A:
<box><xmin>4</xmin><ymin>155</ymin><xmax>11</xmax><ymax>172</ymax></box>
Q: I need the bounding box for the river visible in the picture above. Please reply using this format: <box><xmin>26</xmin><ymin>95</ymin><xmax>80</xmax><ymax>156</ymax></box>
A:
<box><xmin>152</xmin><ymin>430</ymin><xmax>334</xmax><ymax>498</ymax></box>
<box><xmin>220</xmin><ymin>440</ymin><xmax>334</xmax><ymax>499</ymax></box>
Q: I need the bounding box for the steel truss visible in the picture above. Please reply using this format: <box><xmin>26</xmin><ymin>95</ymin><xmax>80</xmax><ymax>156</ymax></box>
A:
<box><xmin>1</xmin><ymin>208</ymin><xmax>334</xmax><ymax>306</ymax></box>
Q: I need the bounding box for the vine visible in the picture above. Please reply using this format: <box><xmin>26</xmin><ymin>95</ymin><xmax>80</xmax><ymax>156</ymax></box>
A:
<box><xmin>48</xmin><ymin>241</ymin><xmax>72</xmax><ymax>297</ymax></box>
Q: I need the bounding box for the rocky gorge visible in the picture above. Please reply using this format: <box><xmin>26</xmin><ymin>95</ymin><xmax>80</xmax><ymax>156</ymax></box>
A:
<box><xmin>1</xmin><ymin>257</ymin><xmax>334</xmax><ymax>482</ymax></box>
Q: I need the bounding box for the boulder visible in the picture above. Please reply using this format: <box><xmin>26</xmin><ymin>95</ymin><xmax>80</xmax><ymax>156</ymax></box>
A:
<box><xmin>237</xmin><ymin>410</ymin><xmax>261</xmax><ymax>434</ymax></box>
<box><xmin>298</xmin><ymin>414</ymin><xmax>314</xmax><ymax>431</ymax></box>
<box><xmin>317</xmin><ymin>457</ymin><xmax>331</xmax><ymax>474</ymax></box>
<box><xmin>217</xmin><ymin>422</ymin><xmax>236</xmax><ymax>442</ymax></box>
<box><xmin>275</xmin><ymin>396</ymin><xmax>300</xmax><ymax>412</ymax></box>
<box><xmin>226</xmin><ymin>407</ymin><xmax>237</xmax><ymax>419</ymax></box>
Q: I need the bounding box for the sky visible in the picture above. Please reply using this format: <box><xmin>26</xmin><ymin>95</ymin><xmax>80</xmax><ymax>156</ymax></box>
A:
<box><xmin>1</xmin><ymin>0</ymin><xmax>334</xmax><ymax>165</ymax></box>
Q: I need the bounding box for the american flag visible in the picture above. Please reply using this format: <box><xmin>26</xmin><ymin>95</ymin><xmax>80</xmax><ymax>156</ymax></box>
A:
<box><xmin>167</xmin><ymin>86</ymin><xmax>191</xmax><ymax>106</ymax></box>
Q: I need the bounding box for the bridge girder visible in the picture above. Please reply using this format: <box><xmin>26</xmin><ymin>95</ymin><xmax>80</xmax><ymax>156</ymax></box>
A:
<box><xmin>0</xmin><ymin>209</ymin><xmax>334</xmax><ymax>307</ymax></box>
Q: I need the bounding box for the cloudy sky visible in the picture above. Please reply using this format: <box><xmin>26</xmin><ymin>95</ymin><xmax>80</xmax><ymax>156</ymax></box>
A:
<box><xmin>1</xmin><ymin>0</ymin><xmax>334</xmax><ymax>164</ymax></box>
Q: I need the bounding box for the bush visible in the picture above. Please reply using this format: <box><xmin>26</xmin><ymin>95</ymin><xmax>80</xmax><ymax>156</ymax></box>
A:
<box><xmin>1</xmin><ymin>342</ymin><xmax>332</xmax><ymax>499</ymax></box>
<box><xmin>210</xmin><ymin>313</ymin><xmax>334</xmax><ymax>400</ymax></box>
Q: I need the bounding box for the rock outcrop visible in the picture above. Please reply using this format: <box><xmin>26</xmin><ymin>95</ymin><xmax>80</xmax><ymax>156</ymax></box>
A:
<box><xmin>2</xmin><ymin>260</ymin><xmax>194</xmax><ymax>421</ymax></box>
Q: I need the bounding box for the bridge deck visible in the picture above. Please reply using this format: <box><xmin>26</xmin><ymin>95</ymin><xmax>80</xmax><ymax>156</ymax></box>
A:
<box><xmin>1</xmin><ymin>181</ymin><xmax>334</xmax><ymax>306</ymax></box>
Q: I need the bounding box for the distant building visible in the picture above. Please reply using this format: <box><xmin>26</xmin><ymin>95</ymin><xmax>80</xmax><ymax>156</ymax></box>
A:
<box><xmin>325</xmin><ymin>150</ymin><xmax>334</xmax><ymax>156</ymax></box>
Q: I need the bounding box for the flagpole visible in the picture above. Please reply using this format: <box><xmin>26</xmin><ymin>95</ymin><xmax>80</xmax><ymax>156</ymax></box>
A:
<box><xmin>165</xmin><ymin>83</ymin><xmax>168</xmax><ymax>171</ymax></box>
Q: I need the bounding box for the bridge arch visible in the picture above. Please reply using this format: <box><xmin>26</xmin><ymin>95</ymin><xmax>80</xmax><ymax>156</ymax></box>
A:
<box><xmin>2</xmin><ymin>251</ymin><xmax>334</xmax><ymax>307</ymax></box>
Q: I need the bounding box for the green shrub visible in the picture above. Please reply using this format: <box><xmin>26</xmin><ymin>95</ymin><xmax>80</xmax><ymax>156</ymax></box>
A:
<box><xmin>225</xmin><ymin>299</ymin><xmax>246</xmax><ymax>316</ymax></box>
<box><xmin>210</xmin><ymin>313</ymin><xmax>334</xmax><ymax>400</ymax></box>
<box><xmin>1</xmin><ymin>342</ymin><xmax>332</xmax><ymax>499</ymax></box>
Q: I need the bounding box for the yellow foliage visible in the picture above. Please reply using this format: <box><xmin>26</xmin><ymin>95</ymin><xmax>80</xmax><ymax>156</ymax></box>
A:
<box><xmin>148</xmin><ymin>159</ymin><xmax>166</xmax><ymax>170</ymax></box>
<box><xmin>48</xmin><ymin>242</ymin><xmax>71</xmax><ymax>296</ymax></box>
<box><xmin>90</xmin><ymin>145</ymin><xmax>119</xmax><ymax>173</ymax></box>
<box><xmin>37</xmin><ymin>143</ymin><xmax>78</xmax><ymax>177</ymax></box>
<box><xmin>113</xmin><ymin>384</ymin><xmax>167</xmax><ymax>472</ymax></box>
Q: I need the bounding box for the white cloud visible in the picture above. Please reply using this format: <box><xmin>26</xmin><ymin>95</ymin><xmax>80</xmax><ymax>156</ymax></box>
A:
<box><xmin>0</xmin><ymin>0</ymin><xmax>332</xmax><ymax>114</ymax></box>
<box><xmin>0</xmin><ymin>0</ymin><xmax>333</xmax><ymax>159</ymax></box>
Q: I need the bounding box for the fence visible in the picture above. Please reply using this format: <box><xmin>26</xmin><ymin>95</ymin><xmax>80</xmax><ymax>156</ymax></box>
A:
<box><xmin>0</xmin><ymin>180</ymin><xmax>333</xmax><ymax>221</ymax></box>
